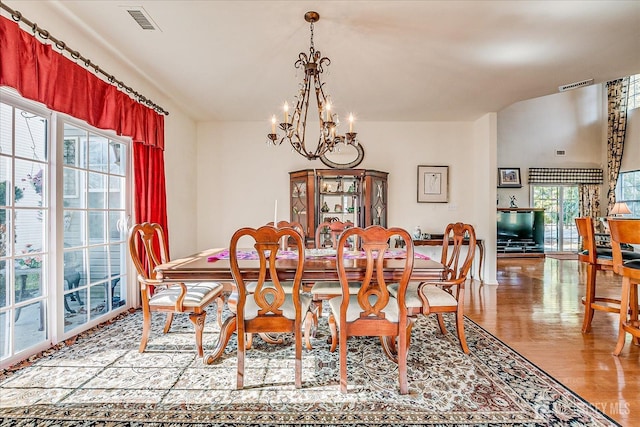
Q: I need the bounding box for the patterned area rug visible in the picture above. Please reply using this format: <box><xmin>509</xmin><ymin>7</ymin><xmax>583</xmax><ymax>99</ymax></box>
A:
<box><xmin>0</xmin><ymin>306</ymin><xmax>618</xmax><ymax>426</ymax></box>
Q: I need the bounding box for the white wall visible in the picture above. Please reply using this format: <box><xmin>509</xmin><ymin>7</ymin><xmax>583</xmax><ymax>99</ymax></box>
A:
<box><xmin>497</xmin><ymin>85</ymin><xmax>604</xmax><ymax>207</ymax></box>
<box><xmin>497</xmin><ymin>83</ymin><xmax>640</xmax><ymax>215</ymax></box>
<box><xmin>196</xmin><ymin>119</ymin><xmax>498</xmax><ymax>283</ymax></box>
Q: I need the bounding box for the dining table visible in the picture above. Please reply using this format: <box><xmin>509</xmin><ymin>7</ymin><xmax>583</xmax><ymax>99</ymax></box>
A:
<box><xmin>154</xmin><ymin>247</ymin><xmax>445</xmax><ymax>364</ymax></box>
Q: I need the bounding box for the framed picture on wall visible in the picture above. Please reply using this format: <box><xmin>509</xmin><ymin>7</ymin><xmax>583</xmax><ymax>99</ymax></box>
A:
<box><xmin>498</xmin><ymin>168</ymin><xmax>522</xmax><ymax>188</ymax></box>
<box><xmin>417</xmin><ymin>165</ymin><xmax>448</xmax><ymax>203</ymax></box>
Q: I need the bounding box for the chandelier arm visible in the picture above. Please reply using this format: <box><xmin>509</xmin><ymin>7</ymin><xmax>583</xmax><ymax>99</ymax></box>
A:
<box><xmin>295</xmin><ymin>69</ymin><xmax>315</xmax><ymax>159</ymax></box>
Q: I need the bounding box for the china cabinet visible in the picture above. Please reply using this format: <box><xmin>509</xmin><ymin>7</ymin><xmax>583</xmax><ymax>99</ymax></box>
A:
<box><xmin>289</xmin><ymin>169</ymin><xmax>388</xmax><ymax>247</ymax></box>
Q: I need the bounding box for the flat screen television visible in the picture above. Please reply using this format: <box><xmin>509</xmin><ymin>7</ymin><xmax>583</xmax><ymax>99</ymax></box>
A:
<box><xmin>497</xmin><ymin>210</ymin><xmax>534</xmax><ymax>241</ymax></box>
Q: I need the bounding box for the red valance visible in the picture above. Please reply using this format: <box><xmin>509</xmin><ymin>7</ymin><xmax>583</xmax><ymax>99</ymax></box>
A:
<box><xmin>0</xmin><ymin>16</ymin><xmax>164</xmax><ymax>149</ymax></box>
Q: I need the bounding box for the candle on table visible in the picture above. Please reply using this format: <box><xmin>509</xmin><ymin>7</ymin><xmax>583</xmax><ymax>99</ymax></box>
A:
<box><xmin>274</xmin><ymin>199</ymin><xmax>278</xmax><ymax>226</ymax></box>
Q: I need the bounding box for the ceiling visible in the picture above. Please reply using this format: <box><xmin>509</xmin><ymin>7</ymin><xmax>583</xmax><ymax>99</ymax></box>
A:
<box><xmin>8</xmin><ymin>1</ymin><xmax>640</xmax><ymax>123</ymax></box>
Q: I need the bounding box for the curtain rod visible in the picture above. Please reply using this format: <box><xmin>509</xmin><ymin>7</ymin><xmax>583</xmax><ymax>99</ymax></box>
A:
<box><xmin>0</xmin><ymin>1</ymin><xmax>169</xmax><ymax>116</ymax></box>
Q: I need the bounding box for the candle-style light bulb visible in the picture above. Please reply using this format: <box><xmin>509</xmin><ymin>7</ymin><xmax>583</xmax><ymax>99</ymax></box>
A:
<box><xmin>271</xmin><ymin>115</ymin><xmax>277</xmax><ymax>133</ymax></box>
<box><xmin>349</xmin><ymin>113</ymin><xmax>354</xmax><ymax>132</ymax></box>
<box><xmin>325</xmin><ymin>102</ymin><xmax>331</xmax><ymax>121</ymax></box>
<box><xmin>283</xmin><ymin>102</ymin><xmax>289</xmax><ymax>123</ymax></box>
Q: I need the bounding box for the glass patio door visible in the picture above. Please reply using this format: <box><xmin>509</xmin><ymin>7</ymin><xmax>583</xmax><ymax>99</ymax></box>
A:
<box><xmin>1</xmin><ymin>92</ymin><xmax>131</xmax><ymax>366</ymax></box>
<box><xmin>0</xmin><ymin>103</ymin><xmax>49</xmax><ymax>357</ymax></box>
<box><xmin>531</xmin><ymin>185</ymin><xmax>579</xmax><ymax>252</ymax></box>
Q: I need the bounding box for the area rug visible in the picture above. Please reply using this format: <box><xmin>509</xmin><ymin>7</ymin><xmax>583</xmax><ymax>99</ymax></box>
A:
<box><xmin>0</xmin><ymin>306</ymin><xmax>618</xmax><ymax>426</ymax></box>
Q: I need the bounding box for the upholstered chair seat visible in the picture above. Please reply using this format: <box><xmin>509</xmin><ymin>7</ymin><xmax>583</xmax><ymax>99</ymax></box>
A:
<box><xmin>388</xmin><ymin>282</ymin><xmax>458</xmax><ymax>309</ymax></box>
<box><xmin>149</xmin><ymin>282</ymin><xmax>223</xmax><ymax>308</ymax></box>
<box><xmin>328</xmin><ymin>294</ymin><xmax>400</xmax><ymax>325</ymax></box>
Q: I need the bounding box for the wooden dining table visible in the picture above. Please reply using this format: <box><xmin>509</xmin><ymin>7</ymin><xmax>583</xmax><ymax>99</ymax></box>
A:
<box><xmin>154</xmin><ymin>248</ymin><xmax>445</xmax><ymax>364</ymax></box>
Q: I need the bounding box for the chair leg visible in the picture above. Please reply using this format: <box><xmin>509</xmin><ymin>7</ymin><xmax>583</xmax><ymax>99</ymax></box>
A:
<box><xmin>456</xmin><ymin>309</ymin><xmax>470</xmax><ymax>354</ymax></box>
<box><xmin>304</xmin><ymin>311</ymin><xmax>314</xmax><ymax>350</ymax></box>
<box><xmin>582</xmin><ymin>263</ymin><xmax>596</xmax><ymax>333</ymax></box>
<box><xmin>139</xmin><ymin>308</ymin><xmax>152</xmax><ymax>353</ymax></box>
<box><xmin>339</xmin><ymin>328</ymin><xmax>348</xmax><ymax>393</ymax></box>
<box><xmin>614</xmin><ymin>277</ymin><xmax>631</xmax><ymax>356</ymax></box>
<box><xmin>295</xmin><ymin>320</ymin><xmax>303</xmax><ymax>389</ymax></box>
<box><xmin>328</xmin><ymin>314</ymin><xmax>338</xmax><ymax>353</ymax></box>
<box><xmin>630</xmin><ymin>283</ymin><xmax>640</xmax><ymax>346</ymax></box>
<box><xmin>237</xmin><ymin>328</ymin><xmax>245</xmax><ymax>389</ymax></box>
<box><xmin>436</xmin><ymin>313</ymin><xmax>447</xmax><ymax>334</ymax></box>
<box><xmin>246</xmin><ymin>333</ymin><xmax>253</xmax><ymax>350</ymax></box>
<box><xmin>398</xmin><ymin>326</ymin><xmax>411</xmax><ymax>395</ymax></box>
<box><xmin>189</xmin><ymin>312</ymin><xmax>206</xmax><ymax>357</ymax></box>
<box><xmin>163</xmin><ymin>313</ymin><xmax>174</xmax><ymax>334</ymax></box>
<box><xmin>216</xmin><ymin>296</ymin><xmax>225</xmax><ymax>327</ymax></box>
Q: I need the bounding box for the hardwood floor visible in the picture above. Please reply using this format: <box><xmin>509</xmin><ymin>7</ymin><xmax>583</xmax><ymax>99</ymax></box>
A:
<box><xmin>466</xmin><ymin>257</ymin><xmax>638</xmax><ymax>426</ymax></box>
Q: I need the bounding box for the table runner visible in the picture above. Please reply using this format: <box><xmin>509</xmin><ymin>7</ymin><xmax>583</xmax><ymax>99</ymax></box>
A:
<box><xmin>207</xmin><ymin>249</ymin><xmax>430</xmax><ymax>262</ymax></box>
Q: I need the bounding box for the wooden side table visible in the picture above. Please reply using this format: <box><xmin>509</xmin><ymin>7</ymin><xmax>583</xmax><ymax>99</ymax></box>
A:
<box><xmin>413</xmin><ymin>238</ymin><xmax>485</xmax><ymax>282</ymax></box>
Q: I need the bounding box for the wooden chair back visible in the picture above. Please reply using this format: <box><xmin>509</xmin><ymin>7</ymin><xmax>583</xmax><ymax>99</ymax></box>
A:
<box><xmin>332</xmin><ymin>225</ymin><xmax>414</xmax><ymax>394</ymax></box>
<box><xmin>315</xmin><ymin>219</ymin><xmax>354</xmax><ymax>249</ymax></box>
<box><xmin>267</xmin><ymin>220</ymin><xmax>305</xmax><ymax>249</ymax></box>
<box><xmin>129</xmin><ymin>222</ymin><xmax>168</xmax><ymax>290</ymax></box>
<box><xmin>607</xmin><ymin>219</ymin><xmax>640</xmax><ymax>277</ymax></box>
<box><xmin>575</xmin><ymin>217</ymin><xmax>607</xmax><ymax>265</ymax></box>
<box><xmin>440</xmin><ymin>222</ymin><xmax>477</xmax><ymax>286</ymax></box>
<box><xmin>229</xmin><ymin>225</ymin><xmax>307</xmax><ymax>388</ymax></box>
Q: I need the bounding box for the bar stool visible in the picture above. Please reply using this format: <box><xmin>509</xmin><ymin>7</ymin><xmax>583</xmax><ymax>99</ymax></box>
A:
<box><xmin>608</xmin><ymin>219</ymin><xmax>640</xmax><ymax>356</ymax></box>
<box><xmin>575</xmin><ymin>217</ymin><xmax>616</xmax><ymax>332</ymax></box>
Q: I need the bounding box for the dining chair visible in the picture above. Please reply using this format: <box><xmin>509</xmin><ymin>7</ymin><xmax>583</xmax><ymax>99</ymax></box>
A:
<box><xmin>607</xmin><ymin>219</ymin><xmax>640</xmax><ymax>356</ymax></box>
<box><xmin>308</xmin><ymin>219</ymin><xmax>356</xmax><ymax>345</ymax></box>
<box><xmin>388</xmin><ymin>222</ymin><xmax>476</xmax><ymax>354</ymax></box>
<box><xmin>230</xmin><ymin>225</ymin><xmax>312</xmax><ymax>389</ymax></box>
<box><xmin>327</xmin><ymin>225</ymin><xmax>415</xmax><ymax>394</ymax></box>
<box><xmin>129</xmin><ymin>222</ymin><xmax>225</xmax><ymax>357</ymax></box>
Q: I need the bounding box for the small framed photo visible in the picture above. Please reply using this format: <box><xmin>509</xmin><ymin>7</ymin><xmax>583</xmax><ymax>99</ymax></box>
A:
<box><xmin>417</xmin><ymin>165</ymin><xmax>448</xmax><ymax>203</ymax></box>
<box><xmin>498</xmin><ymin>168</ymin><xmax>522</xmax><ymax>188</ymax></box>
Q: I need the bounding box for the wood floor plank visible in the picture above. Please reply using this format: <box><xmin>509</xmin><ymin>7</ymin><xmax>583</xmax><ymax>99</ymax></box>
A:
<box><xmin>467</xmin><ymin>258</ymin><xmax>639</xmax><ymax>425</ymax></box>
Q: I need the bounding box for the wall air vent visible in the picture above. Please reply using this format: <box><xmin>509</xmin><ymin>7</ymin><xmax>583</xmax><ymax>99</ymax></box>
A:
<box><xmin>124</xmin><ymin>7</ymin><xmax>160</xmax><ymax>31</ymax></box>
<box><xmin>558</xmin><ymin>79</ymin><xmax>594</xmax><ymax>92</ymax></box>
<box><xmin>556</xmin><ymin>150</ymin><xmax>566</xmax><ymax>156</ymax></box>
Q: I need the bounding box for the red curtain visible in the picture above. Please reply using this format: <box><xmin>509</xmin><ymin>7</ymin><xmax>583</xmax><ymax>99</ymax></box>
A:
<box><xmin>0</xmin><ymin>16</ymin><xmax>168</xmax><ymax>247</ymax></box>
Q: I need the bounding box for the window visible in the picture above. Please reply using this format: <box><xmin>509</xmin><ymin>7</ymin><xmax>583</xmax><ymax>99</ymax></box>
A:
<box><xmin>0</xmin><ymin>89</ymin><xmax>132</xmax><ymax>367</ymax></box>
<box><xmin>629</xmin><ymin>74</ymin><xmax>640</xmax><ymax>111</ymax></box>
<box><xmin>616</xmin><ymin>170</ymin><xmax>640</xmax><ymax>217</ymax></box>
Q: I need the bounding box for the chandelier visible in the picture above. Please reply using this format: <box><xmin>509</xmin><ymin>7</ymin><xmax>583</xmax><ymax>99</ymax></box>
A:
<box><xmin>266</xmin><ymin>11</ymin><xmax>358</xmax><ymax>160</ymax></box>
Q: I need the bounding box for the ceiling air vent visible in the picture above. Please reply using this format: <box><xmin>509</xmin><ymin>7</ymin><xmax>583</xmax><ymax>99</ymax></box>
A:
<box><xmin>124</xmin><ymin>7</ymin><xmax>159</xmax><ymax>31</ymax></box>
<box><xmin>555</xmin><ymin>150</ymin><xmax>566</xmax><ymax>156</ymax></box>
<box><xmin>558</xmin><ymin>79</ymin><xmax>594</xmax><ymax>92</ymax></box>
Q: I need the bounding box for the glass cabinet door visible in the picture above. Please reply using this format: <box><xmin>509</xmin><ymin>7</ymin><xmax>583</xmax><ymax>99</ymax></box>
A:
<box><xmin>368</xmin><ymin>174</ymin><xmax>387</xmax><ymax>226</ymax></box>
<box><xmin>289</xmin><ymin>169</ymin><xmax>314</xmax><ymax>245</ymax></box>
<box><xmin>317</xmin><ymin>174</ymin><xmax>361</xmax><ymax>227</ymax></box>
